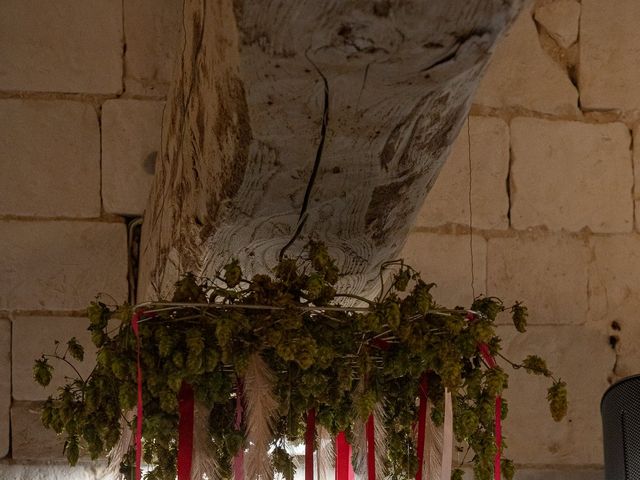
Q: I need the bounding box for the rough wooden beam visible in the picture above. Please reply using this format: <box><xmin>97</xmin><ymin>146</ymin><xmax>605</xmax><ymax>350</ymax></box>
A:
<box><xmin>139</xmin><ymin>0</ymin><xmax>528</xmax><ymax>301</ymax></box>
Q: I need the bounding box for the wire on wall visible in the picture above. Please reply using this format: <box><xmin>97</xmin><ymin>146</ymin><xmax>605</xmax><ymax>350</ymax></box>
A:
<box><xmin>467</xmin><ymin>119</ymin><xmax>476</xmax><ymax>300</ymax></box>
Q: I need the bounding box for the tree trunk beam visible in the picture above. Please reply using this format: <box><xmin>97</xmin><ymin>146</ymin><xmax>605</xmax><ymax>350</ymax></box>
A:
<box><xmin>139</xmin><ymin>0</ymin><xmax>527</xmax><ymax>300</ymax></box>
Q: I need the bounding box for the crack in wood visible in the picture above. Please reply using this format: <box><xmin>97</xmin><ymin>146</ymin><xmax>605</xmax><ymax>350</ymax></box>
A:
<box><xmin>279</xmin><ymin>51</ymin><xmax>330</xmax><ymax>260</ymax></box>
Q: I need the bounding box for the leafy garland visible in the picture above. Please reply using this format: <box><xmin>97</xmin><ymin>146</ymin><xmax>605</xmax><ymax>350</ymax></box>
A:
<box><xmin>33</xmin><ymin>241</ymin><xmax>567</xmax><ymax>480</ymax></box>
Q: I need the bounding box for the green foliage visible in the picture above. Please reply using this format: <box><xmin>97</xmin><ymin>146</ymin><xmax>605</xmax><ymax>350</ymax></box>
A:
<box><xmin>33</xmin><ymin>357</ymin><xmax>53</xmax><ymax>387</ymax></box>
<box><xmin>521</xmin><ymin>355</ymin><xmax>551</xmax><ymax>376</ymax></box>
<box><xmin>272</xmin><ymin>446</ymin><xmax>296</xmax><ymax>480</ymax></box>
<box><xmin>67</xmin><ymin>337</ymin><xmax>85</xmax><ymax>362</ymax></box>
<box><xmin>35</xmin><ymin>243</ymin><xmax>564</xmax><ymax>480</ymax></box>
<box><xmin>510</xmin><ymin>302</ymin><xmax>528</xmax><ymax>333</ymax></box>
<box><xmin>547</xmin><ymin>380</ymin><xmax>568</xmax><ymax>422</ymax></box>
<box><xmin>223</xmin><ymin>259</ymin><xmax>242</xmax><ymax>288</ymax></box>
<box><xmin>501</xmin><ymin>458</ymin><xmax>515</xmax><ymax>480</ymax></box>
<box><xmin>452</xmin><ymin>468</ymin><xmax>465</xmax><ymax>480</ymax></box>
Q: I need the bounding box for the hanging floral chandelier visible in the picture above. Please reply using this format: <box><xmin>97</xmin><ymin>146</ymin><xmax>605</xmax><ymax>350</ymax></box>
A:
<box><xmin>33</xmin><ymin>242</ymin><xmax>567</xmax><ymax>480</ymax></box>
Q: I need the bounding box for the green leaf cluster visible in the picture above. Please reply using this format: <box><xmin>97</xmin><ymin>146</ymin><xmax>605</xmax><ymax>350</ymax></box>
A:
<box><xmin>34</xmin><ymin>242</ymin><xmax>565</xmax><ymax>480</ymax></box>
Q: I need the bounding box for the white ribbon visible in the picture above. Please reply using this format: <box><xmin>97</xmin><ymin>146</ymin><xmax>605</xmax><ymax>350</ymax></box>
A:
<box><xmin>441</xmin><ymin>389</ymin><xmax>453</xmax><ymax>480</ymax></box>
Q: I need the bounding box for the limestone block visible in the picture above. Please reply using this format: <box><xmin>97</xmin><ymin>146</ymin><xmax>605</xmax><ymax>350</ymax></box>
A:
<box><xmin>13</xmin><ymin>316</ymin><xmax>98</xmax><ymax>401</ymax></box>
<box><xmin>124</xmin><ymin>0</ymin><xmax>181</xmax><ymax>96</ymax></box>
<box><xmin>11</xmin><ymin>401</ymin><xmax>112</xmax><ymax>466</ymax></box>
<box><xmin>0</xmin><ymin>320</ymin><xmax>9</xmax><ymax>458</ymax></box>
<box><xmin>400</xmin><ymin>232</ymin><xmax>486</xmax><ymax>308</ymax></box>
<box><xmin>633</xmin><ymin>127</ymin><xmax>640</xmax><ymax>230</ymax></box>
<box><xmin>459</xmin><ymin>468</ymin><xmax>603</xmax><ymax>480</ymax></box>
<box><xmin>580</xmin><ymin>0</ymin><xmax>640</xmax><ymax>110</ymax></box>
<box><xmin>0</xmin><ymin>1</ymin><xmax>122</xmax><ymax>94</ymax></box>
<box><xmin>511</xmin><ymin>118</ymin><xmax>632</xmax><ymax>233</ymax></box>
<box><xmin>534</xmin><ymin>0</ymin><xmax>580</xmax><ymax>49</ymax></box>
<box><xmin>416</xmin><ymin>117</ymin><xmax>509</xmax><ymax>230</ymax></box>
<box><xmin>0</xmin><ymin>100</ymin><xmax>101</xmax><ymax>218</ymax></box>
<box><xmin>497</xmin><ymin>325</ymin><xmax>613</xmax><ymax>465</ymax></box>
<box><xmin>0</xmin><ymin>221</ymin><xmax>128</xmax><ymax>311</ymax></box>
<box><xmin>514</xmin><ymin>469</ymin><xmax>603</xmax><ymax>480</ymax></box>
<box><xmin>487</xmin><ymin>234</ymin><xmax>590</xmax><ymax>325</ymax></box>
<box><xmin>589</xmin><ymin>234</ymin><xmax>640</xmax><ymax>378</ymax></box>
<box><xmin>102</xmin><ymin>100</ymin><xmax>164</xmax><ymax>215</ymax></box>
<box><xmin>474</xmin><ymin>7</ymin><xmax>578</xmax><ymax>115</ymax></box>
<box><xmin>0</xmin><ymin>464</ymin><xmax>108</xmax><ymax>480</ymax></box>
<box><xmin>11</xmin><ymin>402</ymin><xmax>65</xmax><ymax>460</ymax></box>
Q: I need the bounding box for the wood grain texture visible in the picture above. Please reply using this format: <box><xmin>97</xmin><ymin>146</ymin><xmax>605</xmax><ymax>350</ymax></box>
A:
<box><xmin>139</xmin><ymin>0</ymin><xmax>529</xmax><ymax>301</ymax></box>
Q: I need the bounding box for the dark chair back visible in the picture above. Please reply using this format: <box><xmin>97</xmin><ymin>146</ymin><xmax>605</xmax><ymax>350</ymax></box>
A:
<box><xmin>602</xmin><ymin>374</ymin><xmax>640</xmax><ymax>479</ymax></box>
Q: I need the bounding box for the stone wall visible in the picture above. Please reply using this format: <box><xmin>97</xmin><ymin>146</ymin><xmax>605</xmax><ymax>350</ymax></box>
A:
<box><xmin>405</xmin><ymin>1</ymin><xmax>640</xmax><ymax>477</ymax></box>
<box><xmin>0</xmin><ymin>0</ymin><xmax>635</xmax><ymax>478</ymax></box>
<box><xmin>0</xmin><ymin>0</ymin><xmax>177</xmax><ymax>476</ymax></box>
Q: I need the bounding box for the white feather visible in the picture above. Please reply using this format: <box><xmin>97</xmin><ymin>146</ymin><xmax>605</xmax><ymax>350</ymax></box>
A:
<box><xmin>372</xmin><ymin>401</ymin><xmax>388</xmax><ymax>480</ymax></box>
<box><xmin>316</xmin><ymin>426</ymin><xmax>335</xmax><ymax>480</ymax></box>
<box><xmin>191</xmin><ymin>402</ymin><xmax>220</xmax><ymax>480</ymax></box>
<box><xmin>352</xmin><ymin>381</ymin><xmax>368</xmax><ymax>476</ymax></box>
<box><xmin>244</xmin><ymin>353</ymin><xmax>279</xmax><ymax>480</ymax></box>
<box><xmin>423</xmin><ymin>400</ymin><xmax>443</xmax><ymax>480</ymax></box>
<box><xmin>441</xmin><ymin>390</ymin><xmax>453</xmax><ymax>480</ymax></box>
<box><xmin>353</xmin><ymin>419</ymin><xmax>367</xmax><ymax>476</ymax></box>
<box><xmin>106</xmin><ymin>409</ymin><xmax>134</xmax><ymax>479</ymax></box>
<box><xmin>353</xmin><ymin>401</ymin><xmax>388</xmax><ymax>480</ymax></box>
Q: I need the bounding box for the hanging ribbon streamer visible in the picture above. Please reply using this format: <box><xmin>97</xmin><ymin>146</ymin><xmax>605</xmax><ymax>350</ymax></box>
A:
<box><xmin>131</xmin><ymin>311</ymin><xmax>143</xmax><ymax>480</ymax></box>
<box><xmin>305</xmin><ymin>409</ymin><xmax>316</xmax><ymax>480</ymax></box>
<box><xmin>478</xmin><ymin>343</ymin><xmax>501</xmax><ymax>480</ymax></box>
<box><xmin>441</xmin><ymin>389</ymin><xmax>453</xmax><ymax>480</ymax></box>
<box><xmin>335</xmin><ymin>432</ymin><xmax>355</xmax><ymax>480</ymax></box>
<box><xmin>415</xmin><ymin>373</ymin><xmax>428</xmax><ymax>480</ymax></box>
<box><xmin>367</xmin><ymin>338</ymin><xmax>390</xmax><ymax>480</ymax></box>
<box><xmin>366</xmin><ymin>414</ymin><xmax>375</xmax><ymax>480</ymax></box>
<box><xmin>177</xmin><ymin>382</ymin><xmax>195</xmax><ymax>480</ymax></box>
<box><xmin>233</xmin><ymin>381</ymin><xmax>245</xmax><ymax>480</ymax></box>
<box><xmin>465</xmin><ymin>313</ymin><xmax>502</xmax><ymax>480</ymax></box>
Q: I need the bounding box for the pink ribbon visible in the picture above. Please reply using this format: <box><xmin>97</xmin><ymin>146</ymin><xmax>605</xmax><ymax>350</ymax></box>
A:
<box><xmin>478</xmin><ymin>343</ymin><xmax>501</xmax><ymax>480</ymax></box>
<box><xmin>233</xmin><ymin>381</ymin><xmax>244</xmax><ymax>480</ymax></box>
<box><xmin>335</xmin><ymin>432</ymin><xmax>355</xmax><ymax>480</ymax></box>
<box><xmin>177</xmin><ymin>382</ymin><xmax>195</xmax><ymax>480</ymax></box>
<box><xmin>131</xmin><ymin>311</ymin><xmax>143</xmax><ymax>480</ymax></box>
<box><xmin>366</xmin><ymin>414</ymin><xmax>375</xmax><ymax>480</ymax></box>
<box><xmin>305</xmin><ymin>409</ymin><xmax>316</xmax><ymax>480</ymax></box>
<box><xmin>467</xmin><ymin>313</ymin><xmax>501</xmax><ymax>480</ymax></box>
